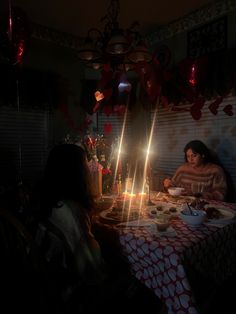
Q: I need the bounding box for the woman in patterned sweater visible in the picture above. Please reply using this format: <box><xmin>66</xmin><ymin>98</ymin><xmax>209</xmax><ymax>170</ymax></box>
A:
<box><xmin>163</xmin><ymin>140</ymin><xmax>227</xmax><ymax>201</ymax></box>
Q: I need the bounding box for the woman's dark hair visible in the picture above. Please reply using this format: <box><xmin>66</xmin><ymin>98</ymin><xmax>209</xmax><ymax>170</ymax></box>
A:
<box><xmin>184</xmin><ymin>140</ymin><xmax>212</xmax><ymax>163</ymax></box>
<box><xmin>40</xmin><ymin>144</ymin><xmax>94</xmax><ymax>220</ymax></box>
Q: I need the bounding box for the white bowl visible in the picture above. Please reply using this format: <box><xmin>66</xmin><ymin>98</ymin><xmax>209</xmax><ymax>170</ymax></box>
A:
<box><xmin>168</xmin><ymin>187</ymin><xmax>184</xmax><ymax>196</ymax></box>
<box><xmin>180</xmin><ymin>208</ymin><xmax>206</xmax><ymax>225</ymax></box>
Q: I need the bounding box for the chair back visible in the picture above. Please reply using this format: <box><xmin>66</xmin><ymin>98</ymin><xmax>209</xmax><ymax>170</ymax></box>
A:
<box><xmin>0</xmin><ymin>207</ymin><xmax>35</xmax><ymax>270</ymax></box>
<box><xmin>0</xmin><ymin>207</ymin><xmax>53</xmax><ymax>313</ymax></box>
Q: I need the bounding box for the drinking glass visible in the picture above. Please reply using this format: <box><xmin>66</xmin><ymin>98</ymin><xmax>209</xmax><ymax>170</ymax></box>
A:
<box><xmin>191</xmin><ymin>182</ymin><xmax>203</xmax><ymax>197</ymax></box>
<box><xmin>191</xmin><ymin>183</ymin><xmax>204</xmax><ymax>209</ymax></box>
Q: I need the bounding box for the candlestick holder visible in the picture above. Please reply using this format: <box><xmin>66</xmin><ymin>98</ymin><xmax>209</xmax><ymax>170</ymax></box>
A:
<box><xmin>146</xmin><ymin>176</ymin><xmax>154</xmax><ymax>206</ymax></box>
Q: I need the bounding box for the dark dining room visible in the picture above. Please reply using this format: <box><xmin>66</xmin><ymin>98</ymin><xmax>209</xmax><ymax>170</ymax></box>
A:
<box><xmin>0</xmin><ymin>0</ymin><xmax>236</xmax><ymax>313</ymax></box>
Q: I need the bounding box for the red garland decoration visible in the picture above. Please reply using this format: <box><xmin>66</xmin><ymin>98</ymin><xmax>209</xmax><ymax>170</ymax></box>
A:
<box><xmin>59</xmin><ymin>103</ymin><xmax>92</xmax><ymax>132</ymax></box>
<box><xmin>190</xmin><ymin>97</ymin><xmax>205</xmax><ymax>120</ymax></box>
<box><xmin>208</xmin><ymin>97</ymin><xmax>223</xmax><ymax>115</ymax></box>
<box><xmin>223</xmin><ymin>104</ymin><xmax>234</xmax><ymax>116</ymax></box>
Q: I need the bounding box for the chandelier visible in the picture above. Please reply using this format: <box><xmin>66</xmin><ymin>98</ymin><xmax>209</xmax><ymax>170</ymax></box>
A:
<box><xmin>77</xmin><ymin>0</ymin><xmax>153</xmax><ymax>72</ymax></box>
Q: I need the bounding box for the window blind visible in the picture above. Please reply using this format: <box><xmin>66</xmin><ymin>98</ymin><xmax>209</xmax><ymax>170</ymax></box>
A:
<box><xmin>0</xmin><ymin>106</ymin><xmax>52</xmax><ymax>188</ymax></box>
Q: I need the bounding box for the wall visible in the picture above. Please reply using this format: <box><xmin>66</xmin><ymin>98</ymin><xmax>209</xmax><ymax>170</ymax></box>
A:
<box><xmin>22</xmin><ymin>38</ymin><xmax>87</xmax><ymax>145</ymax></box>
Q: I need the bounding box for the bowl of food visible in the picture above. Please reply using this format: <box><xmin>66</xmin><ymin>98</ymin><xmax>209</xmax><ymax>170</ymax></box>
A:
<box><xmin>180</xmin><ymin>207</ymin><xmax>206</xmax><ymax>225</ymax></box>
<box><xmin>168</xmin><ymin>187</ymin><xmax>185</xmax><ymax>196</ymax></box>
<box><xmin>95</xmin><ymin>196</ymin><xmax>114</xmax><ymax>211</ymax></box>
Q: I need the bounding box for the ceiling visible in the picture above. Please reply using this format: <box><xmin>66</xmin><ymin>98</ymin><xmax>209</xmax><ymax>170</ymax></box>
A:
<box><xmin>12</xmin><ymin>0</ymin><xmax>215</xmax><ymax>38</ymax></box>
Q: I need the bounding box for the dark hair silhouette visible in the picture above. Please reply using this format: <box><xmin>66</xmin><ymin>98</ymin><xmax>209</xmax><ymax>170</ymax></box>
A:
<box><xmin>184</xmin><ymin>140</ymin><xmax>212</xmax><ymax>163</ymax></box>
<box><xmin>39</xmin><ymin>144</ymin><xmax>94</xmax><ymax>220</ymax></box>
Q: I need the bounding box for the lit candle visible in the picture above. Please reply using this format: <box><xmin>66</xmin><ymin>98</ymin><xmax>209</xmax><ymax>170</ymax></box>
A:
<box><xmin>137</xmin><ymin>192</ymin><xmax>147</xmax><ymax>207</ymax></box>
<box><xmin>122</xmin><ymin>191</ymin><xmax>130</xmax><ymax>197</ymax></box>
<box><xmin>129</xmin><ymin>193</ymin><xmax>136</xmax><ymax>205</ymax></box>
<box><xmin>138</xmin><ymin>192</ymin><xmax>147</xmax><ymax>199</ymax></box>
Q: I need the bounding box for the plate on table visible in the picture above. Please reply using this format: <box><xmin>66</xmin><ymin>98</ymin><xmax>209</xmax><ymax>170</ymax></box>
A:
<box><xmin>95</xmin><ymin>196</ymin><xmax>114</xmax><ymax>211</ymax></box>
<box><xmin>99</xmin><ymin>208</ymin><xmax>141</xmax><ymax>223</ymax></box>
<box><xmin>145</xmin><ymin>202</ymin><xmax>181</xmax><ymax>218</ymax></box>
<box><xmin>154</xmin><ymin>192</ymin><xmax>194</xmax><ymax>205</ymax></box>
<box><xmin>205</xmin><ymin>205</ymin><xmax>235</xmax><ymax>224</ymax></box>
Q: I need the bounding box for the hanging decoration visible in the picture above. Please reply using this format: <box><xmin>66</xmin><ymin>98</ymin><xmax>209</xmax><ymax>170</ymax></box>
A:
<box><xmin>208</xmin><ymin>97</ymin><xmax>223</xmax><ymax>115</ymax></box>
<box><xmin>190</xmin><ymin>97</ymin><xmax>205</xmax><ymax>120</ymax></box>
<box><xmin>59</xmin><ymin>103</ymin><xmax>92</xmax><ymax>132</ymax></box>
<box><xmin>1</xmin><ymin>2</ymin><xmax>30</xmax><ymax>66</ymax></box>
<box><xmin>104</xmin><ymin>123</ymin><xmax>112</xmax><ymax>135</ymax></box>
<box><xmin>223</xmin><ymin>104</ymin><xmax>233</xmax><ymax>116</ymax></box>
<box><xmin>92</xmin><ymin>67</ymin><xmax>133</xmax><ymax>116</ymax></box>
<box><xmin>155</xmin><ymin>47</ymin><xmax>236</xmax><ymax>119</ymax></box>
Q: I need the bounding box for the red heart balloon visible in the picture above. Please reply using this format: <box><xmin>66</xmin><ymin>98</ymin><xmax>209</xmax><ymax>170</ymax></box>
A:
<box><xmin>113</xmin><ymin>105</ymin><xmax>126</xmax><ymax>116</ymax></box>
<box><xmin>190</xmin><ymin>97</ymin><xmax>205</xmax><ymax>120</ymax></box>
<box><xmin>104</xmin><ymin>123</ymin><xmax>112</xmax><ymax>135</ymax></box>
<box><xmin>103</xmin><ymin>105</ymin><xmax>113</xmax><ymax>116</ymax></box>
<box><xmin>208</xmin><ymin>97</ymin><xmax>223</xmax><ymax>115</ymax></box>
<box><xmin>9</xmin><ymin>7</ymin><xmax>30</xmax><ymax>65</ymax></box>
<box><xmin>223</xmin><ymin>104</ymin><xmax>234</xmax><ymax>116</ymax></box>
<box><xmin>190</xmin><ymin>106</ymin><xmax>202</xmax><ymax>120</ymax></box>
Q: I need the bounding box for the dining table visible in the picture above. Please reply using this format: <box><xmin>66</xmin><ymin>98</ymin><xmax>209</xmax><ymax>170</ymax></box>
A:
<box><xmin>92</xmin><ymin>192</ymin><xmax>236</xmax><ymax>314</ymax></box>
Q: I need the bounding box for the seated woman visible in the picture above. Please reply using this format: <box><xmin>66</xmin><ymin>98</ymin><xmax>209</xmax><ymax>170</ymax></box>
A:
<box><xmin>163</xmin><ymin>140</ymin><xmax>227</xmax><ymax>201</ymax></box>
<box><xmin>35</xmin><ymin>143</ymin><xmax>146</xmax><ymax>314</ymax></box>
<box><xmin>37</xmin><ymin>144</ymin><xmax>106</xmax><ymax>284</ymax></box>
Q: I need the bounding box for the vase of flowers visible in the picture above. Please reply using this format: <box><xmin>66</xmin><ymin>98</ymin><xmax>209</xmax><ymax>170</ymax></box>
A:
<box><xmin>83</xmin><ymin>133</ymin><xmax>119</xmax><ymax>195</ymax></box>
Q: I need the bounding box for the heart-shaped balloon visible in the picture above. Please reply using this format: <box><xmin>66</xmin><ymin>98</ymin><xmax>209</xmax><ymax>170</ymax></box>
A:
<box><xmin>3</xmin><ymin>6</ymin><xmax>30</xmax><ymax>65</ymax></box>
<box><xmin>190</xmin><ymin>97</ymin><xmax>205</xmax><ymax>120</ymax></box>
<box><xmin>94</xmin><ymin>91</ymin><xmax>104</xmax><ymax>102</ymax></box>
<box><xmin>103</xmin><ymin>105</ymin><xmax>113</xmax><ymax>116</ymax></box>
<box><xmin>113</xmin><ymin>105</ymin><xmax>126</xmax><ymax>116</ymax></box>
<box><xmin>104</xmin><ymin>123</ymin><xmax>112</xmax><ymax>135</ymax></box>
<box><xmin>223</xmin><ymin>104</ymin><xmax>234</xmax><ymax>116</ymax></box>
<box><xmin>208</xmin><ymin>97</ymin><xmax>223</xmax><ymax>115</ymax></box>
<box><xmin>190</xmin><ymin>105</ymin><xmax>202</xmax><ymax>120</ymax></box>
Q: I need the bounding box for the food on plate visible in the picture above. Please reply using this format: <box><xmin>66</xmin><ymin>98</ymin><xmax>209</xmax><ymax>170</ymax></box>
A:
<box><xmin>205</xmin><ymin>207</ymin><xmax>224</xmax><ymax>220</ymax></box>
<box><xmin>95</xmin><ymin>196</ymin><xmax>114</xmax><ymax>211</ymax></box>
<box><xmin>155</xmin><ymin>192</ymin><xmax>194</xmax><ymax>205</ymax></box>
<box><xmin>148</xmin><ymin>209</ymin><xmax>158</xmax><ymax>218</ymax></box>
<box><xmin>190</xmin><ymin>199</ymin><xmax>209</xmax><ymax>210</ymax></box>
<box><xmin>151</xmin><ymin>209</ymin><xmax>157</xmax><ymax>215</ymax></box>
<box><xmin>169</xmin><ymin>206</ymin><xmax>177</xmax><ymax>213</ymax></box>
<box><xmin>163</xmin><ymin>209</ymin><xmax>172</xmax><ymax>215</ymax></box>
<box><xmin>104</xmin><ymin>206</ymin><xmax>140</xmax><ymax>221</ymax></box>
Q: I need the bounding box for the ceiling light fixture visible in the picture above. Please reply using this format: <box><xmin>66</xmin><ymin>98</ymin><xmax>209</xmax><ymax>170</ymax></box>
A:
<box><xmin>77</xmin><ymin>0</ymin><xmax>152</xmax><ymax>71</ymax></box>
